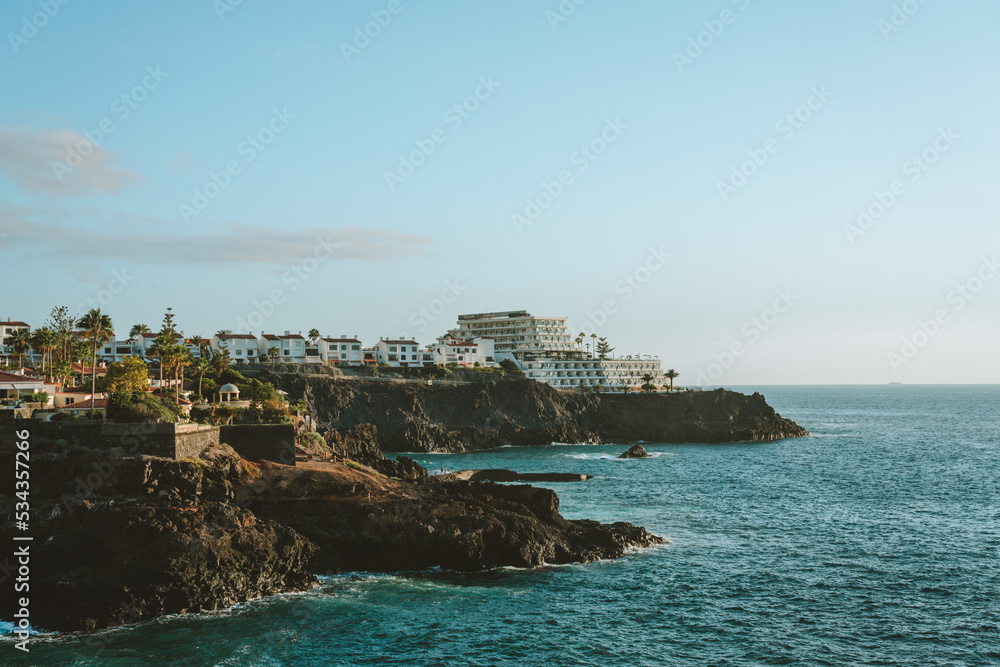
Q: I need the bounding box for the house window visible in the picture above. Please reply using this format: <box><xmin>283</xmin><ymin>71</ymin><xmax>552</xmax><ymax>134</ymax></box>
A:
<box><xmin>388</xmin><ymin>354</ymin><xmax>397</xmax><ymax>361</ymax></box>
<box><xmin>340</xmin><ymin>353</ymin><xmax>347</xmax><ymax>359</ymax></box>
<box><xmin>351</xmin><ymin>345</ymin><xmax>360</xmax><ymax>351</ymax></box>
<box><xmin>235</xmin><ymin>350</ymin><xmax>242</xmax><ymax>356</ymax></box>
<box><xmin>284</xmin><ymin>350</ymin><xmax>290</xmax><ymax>356</ymax></box>
<box><xmin>389</xmin><ymin>346</ymin><xmax>397</xmax><ymax>352</ymax></box>
<box><xmin>341</xmin><ymin>344</ymin><xmax>348</xmax><ymax>351</ymax></box>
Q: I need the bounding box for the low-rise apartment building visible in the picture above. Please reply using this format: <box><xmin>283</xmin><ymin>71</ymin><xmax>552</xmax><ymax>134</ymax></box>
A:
<box><xmin>212</xmin><ymin>333</ymin><xmax>259</xmax><ymax>364</ymax></box>
<box><xmin>320</xmin><ymin>337</ymin><xmax>364</xmax><ymax>365</ymax></box>
<box><xmin>372</xmin><ymin>339</ymin><xmax>422</xmax><ymax>367</ymax></box>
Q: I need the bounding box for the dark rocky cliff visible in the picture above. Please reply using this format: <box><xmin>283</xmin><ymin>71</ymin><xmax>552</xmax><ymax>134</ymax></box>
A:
<box><xmin>0</xmin><ymin>439</ymin><xmax>662</xmax><ymax>632</ymax></box>
<box><xmin>257</xmin><ymin>372</ymin><xmax>808</xmax><ymax>453</ymax></box>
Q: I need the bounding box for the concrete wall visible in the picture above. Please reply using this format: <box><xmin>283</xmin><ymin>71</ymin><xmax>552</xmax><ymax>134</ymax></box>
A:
<box><xmin>220</xmin><ymin>424</ymin><xmax>296</xmax><ymax>465</ymax></box>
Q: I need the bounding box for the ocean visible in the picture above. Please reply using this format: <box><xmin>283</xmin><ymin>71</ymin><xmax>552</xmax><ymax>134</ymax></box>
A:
<box><xmin>5</xmin><ymin>385</ymin><xmax>999</xmax><ymax>666</ymax></box>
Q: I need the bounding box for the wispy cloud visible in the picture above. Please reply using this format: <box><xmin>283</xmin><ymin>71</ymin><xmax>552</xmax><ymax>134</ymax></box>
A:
<box><xmin>0</xmin><ymin>204</ymin><xmax>432</xmax><ymax>266</ymax></box>
<box><xmin>0</xmin><ymin>125</ymin><xmax>142</xmax><ymax>196</ymax></box>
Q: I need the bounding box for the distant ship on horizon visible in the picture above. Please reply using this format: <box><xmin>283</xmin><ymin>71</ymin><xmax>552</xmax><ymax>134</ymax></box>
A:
<box><xmin>888</xmin><ymin>381</ymin><xmax>902</xmax><ymax>385</ymax></box>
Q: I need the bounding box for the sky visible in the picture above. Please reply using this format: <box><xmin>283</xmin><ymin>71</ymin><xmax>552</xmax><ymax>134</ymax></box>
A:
<box><xmin>1</xmin><ymin>0</ymin><xmax>998</xmax><ymax>384</ymax></box>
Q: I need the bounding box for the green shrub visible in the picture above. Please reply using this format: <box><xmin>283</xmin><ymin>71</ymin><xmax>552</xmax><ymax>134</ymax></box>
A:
<box><xmin>106</xmin><ymin>391</ymin><xmax>179</xmax><ymax>423</ymax></box>
<box><xmin>299</xmin><ymin>431</ymin><xmax>330</xmax><ymax>458</ymax></box>
<box><xmin>217</xmin><ymin>368</ymin><xmax>246</xmax><ymax>385</ymax></box>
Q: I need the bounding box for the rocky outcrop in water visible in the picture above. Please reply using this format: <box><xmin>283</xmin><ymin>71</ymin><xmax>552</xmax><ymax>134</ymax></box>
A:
<box><xmin>466</xmin><ymin>469</ymin><xmax>593</xmax><ymax>483</ymax></box>
<box><xmin>0</xmin><ymin>439</ymin><xmax>662</xmax><ymax>632</ymax></box>
<box><xmin>619</xmin><ymin>444</ymin><xmax>650</xmax><ymax>459</ymax></box>
<box><xmin>255</xmin><ymin>371</ymin><xmax>809</xmax><ymax>454</ymax></box>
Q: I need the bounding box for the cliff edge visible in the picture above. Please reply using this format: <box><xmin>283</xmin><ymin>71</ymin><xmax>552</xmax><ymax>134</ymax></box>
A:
<box><xmin>257</xmin><ymin>372</ymin><xmax>809</xmax><ymax>453</ymax></box>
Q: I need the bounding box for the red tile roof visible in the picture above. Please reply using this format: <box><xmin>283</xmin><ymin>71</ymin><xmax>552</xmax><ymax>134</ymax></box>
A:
<box><xmin>0</xmin><ymin>371</ymin><xmax>42</xmax><ymax>384</ymax></box>
<box><xmin>60</xmin><ymin>398</ymin><xmax>108</xmax><ymax>410</ymax></box>
<box><xmin>381</xmin><ymin>340</ymin><xmax>418</xmax><ymax>345</ymax></box>
<box><xmin>1</xmin><ymin>321</ymin><xmax>30</xmax><ymax>328</ymax></box>
<box><xmin>216</xmin><ymin>333</ymin><xmax>257</xmax><ymax>341</ymax></box>
<box><xmin>322</xmin><ymin>338</ymin><xmax>362</xmax><ymax>343</ymax></box>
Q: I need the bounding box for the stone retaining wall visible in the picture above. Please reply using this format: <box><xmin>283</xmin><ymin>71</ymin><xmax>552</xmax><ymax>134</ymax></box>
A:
<box><xmin>11</xmin><ymin>421</ymin><xmax>295</xmax><ymax>465</ymax></box>
<box><xmin>219</xmin><ymin>424</ymin><xmax>296</xmax><ymax>465</ymax></box>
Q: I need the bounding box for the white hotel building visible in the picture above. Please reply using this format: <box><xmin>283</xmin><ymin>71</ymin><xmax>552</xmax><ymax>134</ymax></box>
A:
<box><xmin>447</xmin><ymin>310</ymin><xmax>665</xmax><ymax>392</ymax></box>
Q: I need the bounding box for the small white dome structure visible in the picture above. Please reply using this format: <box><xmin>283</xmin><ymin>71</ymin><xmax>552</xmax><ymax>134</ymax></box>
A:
<box><xmin>219</xmin><ymin>383</ymin><xmax>240</xmax><ymax>402</ymax></box>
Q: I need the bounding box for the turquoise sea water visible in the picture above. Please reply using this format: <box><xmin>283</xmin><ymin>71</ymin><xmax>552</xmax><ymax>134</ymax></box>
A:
<box><xmin>4</xmin><ymin>386</ymin><xmax>999</xmax><ymax>666</ymax></box>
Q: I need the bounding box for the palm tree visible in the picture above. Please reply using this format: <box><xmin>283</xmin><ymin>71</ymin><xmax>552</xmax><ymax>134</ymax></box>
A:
<box><xmin>173</xmin><ymin>346</ymin><xmax>194</xmax><ymax>403</ymax></box>
<box><xmin>76</xmin><ymin>309</ymin><xmax>114</xmax><ymax>418</ymax></box>
<box><xmin>576</xmin><ymin>332</ymin><xmax>585</xmax><ymax>351</ymax></box>
<box><xmin>308</xmin><ymin>328</ymin><xmax>320</xmax><ymax>342</ymax></box>
<box><xmin>191</xmin><ymin>357</ymin><xmax>211</xmax><ymax>399</ymax></box>
<box><xmin>189</xmin><ymin>335</ymin><xmax>206</xmax><ymax>356</ymax></box>
<box><xmin>51</xmin><ymin>359</ymin><xmax>72</xmax><ymax>387</ymax></box>
<box><xmin>641</xmin><ymin>372</ymin><xmax>656</xmax><ymax>393</ymax></box>
<box><xmin>211</xmin><ymin>347</ymin><xmax>232</xmax><ymax>375</ymax></box>
<box><xmin>665</xmin><ymin>369</ymin><xmax>679</xmax><ymax>392</ymax></box>
<box><xmin>4</xmin><ymin>328</ymin><xmax>31</xmax><ymax>369</ymax></box>
<box><xmin>129</xmin><ymin>323</ymin><xmax>150</xmax><ymax>340</ymax></box>
<box><xmin>30</xmin><ymin>327</ymin><xmax>58</xmax><ymax>382</ymax></box>
<box><xmin>267</xmin><ymin>346</ymin><xmax>279</xmax><ymax>365</ymax></box>
<box><xmin>46</xmin><ymin>306</ymin><xmax>76</xmax><ymax>365</ymax></box>
<box><xmin>148</xmin><ymin>337</ymin><xmax>169</xmax><ymax>389</ymax></box>
<box><xmin>590</xmin><ymin>333</ymin><xmax>597</xmax><ymax>358</ymax></box>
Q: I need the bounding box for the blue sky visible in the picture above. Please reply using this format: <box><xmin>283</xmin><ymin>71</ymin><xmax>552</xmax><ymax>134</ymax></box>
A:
<box><xmin>2</xmin><ymin>0</ymin><xmax>998</xmax><ymax>384</ymax></box>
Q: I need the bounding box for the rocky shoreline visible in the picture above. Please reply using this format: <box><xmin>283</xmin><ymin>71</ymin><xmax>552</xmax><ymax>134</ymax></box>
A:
<box><xmin>1</xmin><ymin>379</ymin><xmax>809</xmax><ymax>633</ymax></box>
<box><xmin>0</xmin><ymin>441</ymin><xmax>663</xmax><ymax>633</ymax></box>
<box><xmin>257</xmin><ymin>371</ymin><xmax>809</xmax><ymax>455</ymax></box>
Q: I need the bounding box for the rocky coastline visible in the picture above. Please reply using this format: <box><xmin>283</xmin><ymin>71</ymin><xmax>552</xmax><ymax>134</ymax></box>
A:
<box><xmin>0</xmin><ymin>440</ymin><xmax>662</xmax><ymax>633</ymax></box>
<box><xmin>1</xmin><ymin>376</ymin><xmax>808</xmax><ymax>633</ymax></box>
<box><xmin>257</xmin><ymin>371</ymin><xmax>809</xmax><ymax>455</ymax></box>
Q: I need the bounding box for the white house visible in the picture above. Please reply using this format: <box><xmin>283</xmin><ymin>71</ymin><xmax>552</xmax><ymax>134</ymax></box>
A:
<box><xmin>258</xmin><ymin>332</ymin><xmax>308</xmax><ymax>363</ymax></box>
<box><xmin>429</xmin><ymin>336</ymin><xmax>497</xmax><ymax>367</ymax></box>
<box><xmin>0</xmin><ymin>370</ymin><xmax>46</xmax><ymax>403</ymax></box>
<box><xmin>372</xmin><ymin>339</ymin><xmax>423</xmax><ymax>367</ymax></box>
<box><xmin>1</xmin><ymin>319</ymin><xmax>31</xmax><ymax>365</ymax></box>
<box><xmin>320</xmin><ymin>336</ymin><xmax>364</xmax><ymax>365</ymax></box>
<box><xmin>212</xmin><ymin>333</ymin><xmax>259</xmax><ymax>364</ymax></box>
<box><xmin>98</xmin><ymin>338</ymin><xmax>142</xmax><ymax>363</ymax></box>
<box><xmin>58</xmin><ymin>397</ymin><xmax>108</xmax><ymax>418</ymax></box>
